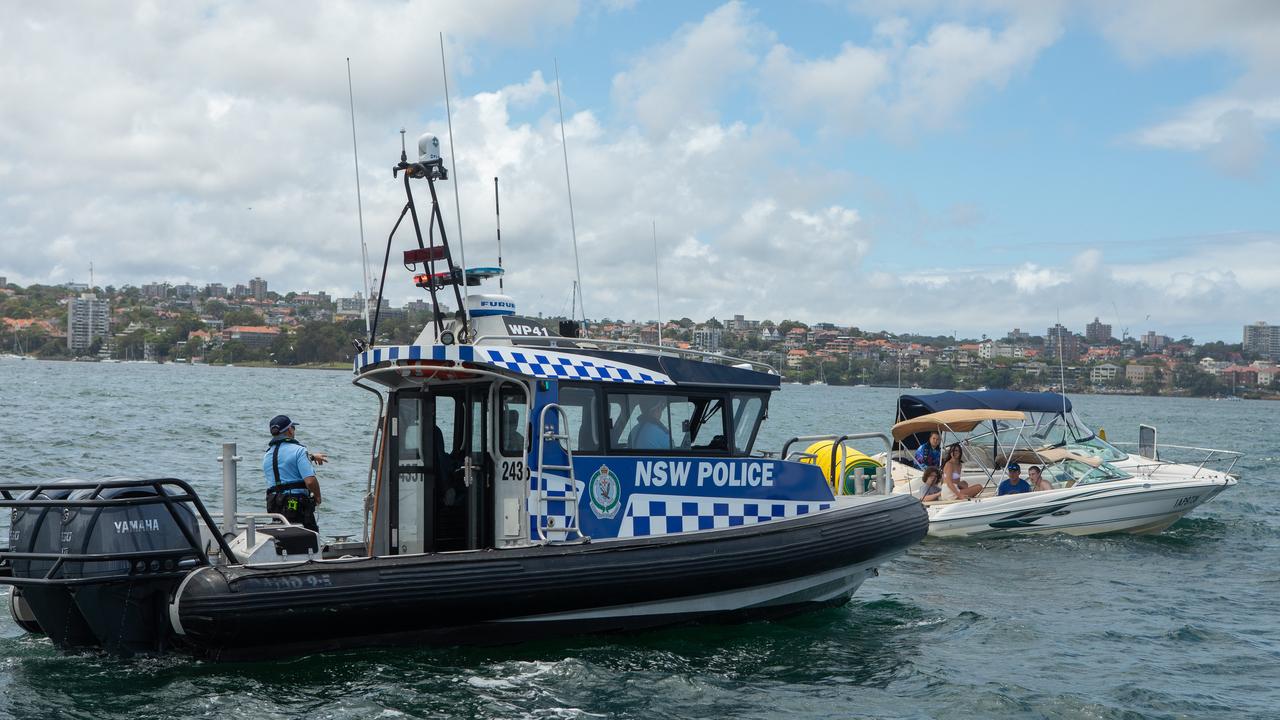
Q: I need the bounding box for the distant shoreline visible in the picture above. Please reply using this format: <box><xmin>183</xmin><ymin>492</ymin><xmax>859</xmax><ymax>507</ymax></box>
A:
<box><xmin>11</xmin><ymin>356</ymin><xmax>1278</xmax><ymax>398</ymax></box>
<box><xmin>9</xmin><ymin>357</ymin><xmax>351</xmax><ymax>372</ymax></box>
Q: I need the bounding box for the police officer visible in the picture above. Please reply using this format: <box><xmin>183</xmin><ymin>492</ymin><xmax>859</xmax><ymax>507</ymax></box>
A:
<box><xmin>263</xmin><ymin>414</ymin><xmax>326</xmax><ymax>533</ymax></box>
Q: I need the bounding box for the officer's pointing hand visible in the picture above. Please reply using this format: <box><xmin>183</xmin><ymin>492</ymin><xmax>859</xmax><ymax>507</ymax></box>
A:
<box><xmin>309</xmin><ymin>452</ymin><xmax>329</xmax><ymax>466</ymax></box>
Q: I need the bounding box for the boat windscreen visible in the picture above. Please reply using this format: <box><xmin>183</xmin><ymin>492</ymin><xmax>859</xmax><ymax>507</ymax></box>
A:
<box><xmin>1044</xmin><ymin>459</ymin><xmax>1131</xmax><ymax>486</ymax></box>
<box><xmin>1066</xmin><ymin>436</ymin><xmax>1129</xmax><ymax>463</ymax></box>
<box><xmin>731</xmin><ymin>394</ymin><xmax>766</xmax><ymax>454</ymax></box>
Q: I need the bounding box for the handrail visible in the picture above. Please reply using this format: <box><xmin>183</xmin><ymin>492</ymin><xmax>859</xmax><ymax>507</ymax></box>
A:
<box><xmin>780</xmin><ymin>432</ymin><xmax>894</xmax><ymax>495</ymax></box>
<box><xmin>351</xmin><ymin>377</ymin><xmax>386</xmax><ymax>547</ymax></box>
<box><xmin>533</xmin><ymin>402</ymin><xmax>587</xmax><ymax>543</ymax></box>
<box><xmin>471</xmin><ymin>334</ymin><xmax>778</xmax><ymax>375</ymax></box>
<box><xmin>1111</xmin><ymin>441</ymin><xmax>1243</xmax><ymax>478</ymax></box>
<box><xmin>0</xmin><ymin>478</ymin><xmax>238</xmax><ymax>586</ymax></box>
<box><xmin>1111</xmin><ymin>441</ymin><xmax>1243</xmax><ymax>457</ymax></box>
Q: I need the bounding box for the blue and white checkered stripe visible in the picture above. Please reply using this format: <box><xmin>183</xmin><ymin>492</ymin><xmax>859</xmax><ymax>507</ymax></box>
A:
<box><xmin>528</xmin><ymin>473</ymin><xmax>584</xmax><ymax>540</ymax></box>
<box><xmin>353</xmin><ymin>344</ymin><xmax>448</xmax><ymax>372</ymax></box>
<box><xmin>618</xmin><ymin>494</ymin><xmax>834</xmax><ymax>537</ymax></box>
<box><xmin>481</xmin><ymin>348</ymin><xmax>672</xmax><ymax>385</ymax></box>
<box><xmin>354</xmin><ymin>344</ymin><xmax>673</xmax><ymax>385</ymax></box>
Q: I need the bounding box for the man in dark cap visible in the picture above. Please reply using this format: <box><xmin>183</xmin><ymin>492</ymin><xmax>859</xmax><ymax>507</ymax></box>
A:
<box><xmin>997</xmin><ymin>462</ymin><xmax>1032</xmax><ymax>496</ymax></box>
<box><xmin>262</xmin><ymin>414</ymin><xmax>326</xmax><ymax>533</ymax></box>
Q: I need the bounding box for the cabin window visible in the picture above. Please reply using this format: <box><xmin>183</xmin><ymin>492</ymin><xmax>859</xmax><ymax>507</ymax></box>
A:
<box><xmin>607</xmin><ymin>392</ymin><xmax>728</xmax><ymax>452</ymax></box>
<box><xmin>558</xmin><ymin>385</ymin><xmax>601</xmax><ymax>453</ymax></box>
<box><xmin>436</xmin><ymin>394</ymin><xmax>459</xmax><ymax>454</ymax></box>
<box><xmin>397</xmin><ymin>397</ymin><xmax>425</xmax><ymax>462</ymax></box>
<box><xmin>731</xmin><ymin>394</ymin><xmax>766</xmax><ymax>454</ymax></box>
<box><xmin>498</xmin><ymin>385</ymin><xmax>528</xmax><ymax>457</ymax></box>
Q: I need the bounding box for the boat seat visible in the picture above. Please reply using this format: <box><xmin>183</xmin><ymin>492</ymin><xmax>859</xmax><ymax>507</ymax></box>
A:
<box><xmin>257</xmin><ymin>525</ymin><xmax>320</xmax><ymax>556</ymax></box>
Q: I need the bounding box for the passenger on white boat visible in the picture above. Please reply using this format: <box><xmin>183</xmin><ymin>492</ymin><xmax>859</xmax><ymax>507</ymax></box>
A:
<box><xmin>919</xmin><ymin>466</ymin><xmax>943</xmax><ymax>502</ymax></box>
<box><xmin>1028</xmin><ymin>465</ymin><xmax>1053</xmax><ymax>492</ymax></box>
<box><xmin>941</xmin><ymin>444</ymin><xmax>983</xmax><ymax>500</ymax></box>
<box><xmin>913</xmin><ymin>432</ymin><xmax>942</xmax><ymax>469</ymax></box>
<box><xmin>996</xmin><ymin>463</ymin><xmax>1032</xmax><ymax>496</ymax></box>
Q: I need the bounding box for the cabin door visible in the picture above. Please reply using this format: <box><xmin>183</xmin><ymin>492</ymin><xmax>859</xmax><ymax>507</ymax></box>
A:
<box><xmin>388</xmin><ymin>385</ymin><xmax>491</xmax><ymax>555</ymax></box>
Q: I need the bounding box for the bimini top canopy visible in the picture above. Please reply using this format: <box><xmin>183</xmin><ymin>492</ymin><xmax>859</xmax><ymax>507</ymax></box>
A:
<box><xmin>897</xmin><ymin>390</ymin><xmax>1071</xmax><ymax>421</ymax></box>
<box><xmin>353</xmin><ymin>344</ymin><xmax>780</xmax><ymax>389</ymax></box>
<box><xmin>891</xmin><ymin>409</ymin><xmax>1026</xmax><ymax>442</ymax></box>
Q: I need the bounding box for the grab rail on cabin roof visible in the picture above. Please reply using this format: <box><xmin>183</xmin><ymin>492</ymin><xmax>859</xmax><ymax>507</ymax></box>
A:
<box><xmin>470</xmin><ymin>334</ymin><xmax>778</xmax><ymax>375</ymax></box>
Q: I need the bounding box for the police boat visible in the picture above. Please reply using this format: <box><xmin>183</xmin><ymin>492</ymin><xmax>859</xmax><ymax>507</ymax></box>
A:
<box><xmin>0</xmin><ymin>132</ymin><xmax>927</xmax><ymax>659</ymax></box>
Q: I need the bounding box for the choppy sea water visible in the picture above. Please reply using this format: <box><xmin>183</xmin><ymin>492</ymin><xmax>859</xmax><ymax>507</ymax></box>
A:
<box><xmin>0</xmin><ymin>359</ymin><xmax>1275</xmax><ymax>719</ymax></box>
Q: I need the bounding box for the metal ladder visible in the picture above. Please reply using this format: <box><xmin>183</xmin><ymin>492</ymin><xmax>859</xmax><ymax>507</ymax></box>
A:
<box><xmin>533</xmin><ymin>403</ymin><xmax>587</xmax><ymax>543</ymax></box>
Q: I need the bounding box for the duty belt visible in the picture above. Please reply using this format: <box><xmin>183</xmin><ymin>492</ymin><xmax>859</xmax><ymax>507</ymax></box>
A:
<box><xmin>266</xmin><ymin>480</ymin><xmax>308</xmax><ymax>495</ymax></box>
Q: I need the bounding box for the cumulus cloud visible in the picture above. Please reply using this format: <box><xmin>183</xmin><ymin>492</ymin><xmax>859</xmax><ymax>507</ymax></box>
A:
<box><xmin>1135</xmin><ymin>99</ymin><xmax>1279</xmax><ymax>177</ymax></box>
<box><xmin>758</xmin><ymin>3</ymin><xmax>1062</xmax><ymax>137</ymax></box>
<box><xmin>1097</xmin><ymin>0</ymin><xmax>1280</xmax><ymax>176</ymax></box>
<box><xmin>856</xmin><ymin>239</ymin><xmax>1280</xmax><ymax>340</ymax></box>
<box><xmin>611</xmin><ymin>1</ymin><xmax>772</xmax><ymax>136</ymax></box>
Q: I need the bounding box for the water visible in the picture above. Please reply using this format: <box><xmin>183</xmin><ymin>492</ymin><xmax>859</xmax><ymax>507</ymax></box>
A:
<box><xmin>0</xmin><ymin>360</ymin><xmax>1276</xmax><ymax>719</ymax></box>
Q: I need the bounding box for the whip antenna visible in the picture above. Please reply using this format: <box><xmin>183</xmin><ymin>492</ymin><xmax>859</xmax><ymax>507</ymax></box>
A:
<box><xmin>555</xmin><ymin>58</ymin><xmax>587</xmax><ymax>335</ymax></box>
<box><xmin>440</xmin><ymin>33</ymin><xmax>470</xmax><ymax>332</ymax></box>
<box><xmin>346</xmin><ymin>57</ymin><xmax>373</xmax><ymax>336</ymax></box>
<box><xmin>1057</xmin><ymin>308</ymin><xmax>1068</xmax><ymax>415</ymax></box>
<box><xmin>494</xmin><ymin>177</ymin><xmax>504</xmax><ymax>291</ymax></box>
<box><xmin>653</xmin><ymin>219</ymin><xmax>663</xmax><ymax>347</ymax></box>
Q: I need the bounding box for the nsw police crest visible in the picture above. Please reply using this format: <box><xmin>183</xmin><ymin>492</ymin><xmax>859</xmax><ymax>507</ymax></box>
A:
<box><xmin>588</xmin><ymin>464</ymin><xmax>622</xmax><ymax>520</ymax></box>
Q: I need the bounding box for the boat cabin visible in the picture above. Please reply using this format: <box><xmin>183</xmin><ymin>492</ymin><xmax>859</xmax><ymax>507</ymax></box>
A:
<box><xmin>354</xmin><ymin>311</ymin><xmax>850</xmax><ymax>556</ymax></box>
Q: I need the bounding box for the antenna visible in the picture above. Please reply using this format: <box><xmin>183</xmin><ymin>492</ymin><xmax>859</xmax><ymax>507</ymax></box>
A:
<box><xmin>347</xmin><ymin>57</ymin><xmax>373</xmax><ymax>337</ymax></box>
<box><xmin>554</xmin><ymin>58</ymin><xmax>587</xmax><ymax>335</ymax></box>
<box><xmin>440</xmin><ymin>33</ymin><xmax>470</xmax><ymax>332</ymax></box>
<box><xmin>1056</xmin><ymin>309</ymin><xmax>1068</xmax><ymax>415</ymax></box>
<box><xmin>494</xmin><ymin>177</ymin><xmax>504</xmax><ymax>291</ymax></box>
<box><xmin>652</xmin><ymin>219</ymin><xmax>663</xmax><ymax>347</ymax></box>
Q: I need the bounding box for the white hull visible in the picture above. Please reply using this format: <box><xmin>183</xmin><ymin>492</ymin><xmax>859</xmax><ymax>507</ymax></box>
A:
<box><xmin>923</xmin><ymin>477</ymin><xmax>1234</xmax><ymax>538</ymax></box>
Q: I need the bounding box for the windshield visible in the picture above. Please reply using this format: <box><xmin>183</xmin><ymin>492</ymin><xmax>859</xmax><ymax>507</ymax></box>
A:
<box><xmin>1042</xmin><ymin>459</ymin><xmax>1131</xmax><ymax>487</ymax></box>
<box><xmin>1020</xmin><ymin>410</ymin><xmax>1129</xmax><ymax>462</ymax></box>
<box><xmin>1065</xmin><ymin>436</ymin><xmax>1129</xmax><ymax>462</ymax></box>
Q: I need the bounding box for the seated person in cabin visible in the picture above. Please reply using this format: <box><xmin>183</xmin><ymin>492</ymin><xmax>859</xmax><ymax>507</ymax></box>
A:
<box><xmin>628</xmin><ymin>395</ymin><xmax>672</xmax><ymax>450</ymax></box>
<box><xmin>913</xmin><ymin>432</ymin><xmax>942</xmax><ymax>469</ymax></box>
<box><xmin>919</xmin><ymin>466</ymin><xmax>943</xmax><ymax>501</ymax></box>
<box><xmin>1028</xmin><ymin>465</ymin><xmax>1053</xmax><ymax>492</ymax></box>
<box><xmin>997</xmin><ymin>463</ymin><xmax>1032</xmax><ymax>496</ymax></box>
<box><xmin>501</xmin><ymin>409</ymin><xmax>525</xmax><ymax>455</ymax></box>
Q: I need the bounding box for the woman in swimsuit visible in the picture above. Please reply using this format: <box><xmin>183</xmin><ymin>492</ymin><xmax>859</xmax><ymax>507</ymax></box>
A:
<box><xmin>940</xmin><ymin>443</ymin><xmax>983</xmax><ymax>500</ymax></box>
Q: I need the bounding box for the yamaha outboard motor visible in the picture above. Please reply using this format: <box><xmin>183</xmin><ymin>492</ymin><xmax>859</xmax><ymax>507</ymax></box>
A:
<box><xmin>7</xmin><ymin>478</ymin><xmax>202</xmax><ymax>655</ymax></box>
<box><xmin>8</xmin><ymin>480</ymin><xmax>97</xmax><ymax>648</ymax></box>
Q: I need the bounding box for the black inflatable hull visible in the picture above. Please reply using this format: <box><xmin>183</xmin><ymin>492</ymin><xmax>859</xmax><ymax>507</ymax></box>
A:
<box><xmin>174</xmin><ymin>495</ymin><xmax>927</xmax><ymax>660</ymax></box>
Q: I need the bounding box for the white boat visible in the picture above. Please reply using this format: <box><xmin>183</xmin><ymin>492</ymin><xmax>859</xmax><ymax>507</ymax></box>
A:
<box><xmin>884</xmin><ymin>391</ymin><xmax>1240</xmax><ymax>538</ymax></box>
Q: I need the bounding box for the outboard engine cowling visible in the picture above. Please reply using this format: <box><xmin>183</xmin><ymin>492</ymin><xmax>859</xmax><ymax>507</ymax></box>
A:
<box><xmin>7</xmin><ymin>478</ymin><xmax>203</xmax><ymax>655</ymax></box>
<box><xmin>8</xmin><ymin>479</ymin><xmax>98</xmax><ymax>649</ymax></box>
<box><xmin>63</xmin><ymin>481</ymin><xmax>200</xmax><ymax>655</ymax></box>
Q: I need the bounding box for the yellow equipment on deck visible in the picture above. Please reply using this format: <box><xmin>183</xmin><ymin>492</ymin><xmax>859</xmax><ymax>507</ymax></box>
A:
<box><xmin>799</xmin><ymin>440</ymin><xmax>883</xmax><ymax>495</ymax></box>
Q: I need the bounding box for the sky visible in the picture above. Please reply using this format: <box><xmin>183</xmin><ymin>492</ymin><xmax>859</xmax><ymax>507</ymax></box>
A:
<box><xmin>1</xmin><ymin>1</ymin><xmax>1278</xmax><ymax>342</ymax></box>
